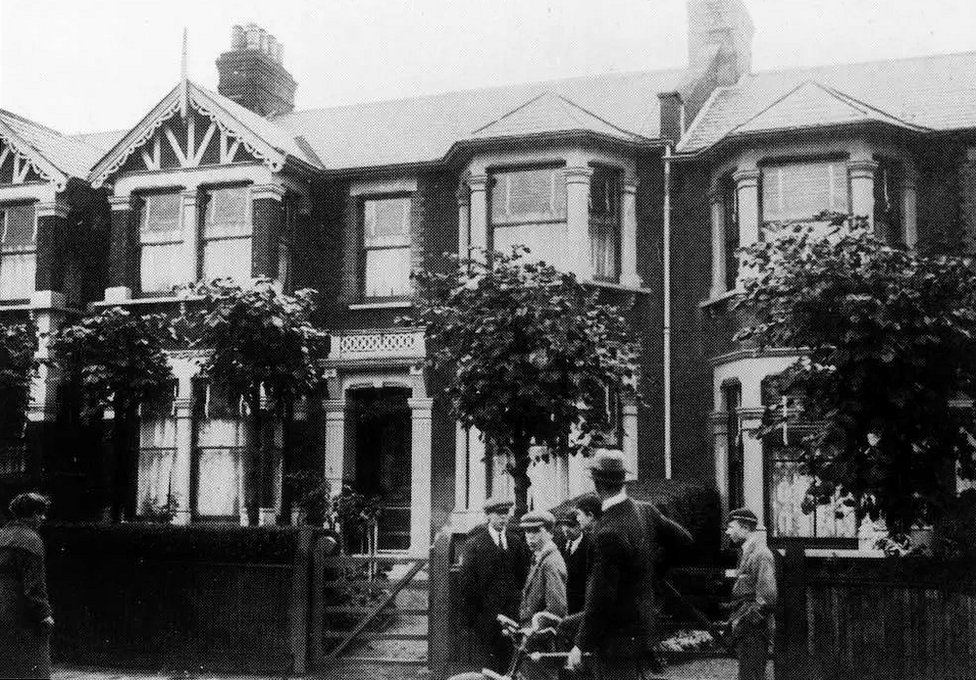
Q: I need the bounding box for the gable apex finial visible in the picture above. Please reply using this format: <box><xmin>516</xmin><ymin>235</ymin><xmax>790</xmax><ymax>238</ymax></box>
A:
<box><xmin>179</xmin><ymin>27</ymin><xmax>189</xmax><ymax>118</ymax></box>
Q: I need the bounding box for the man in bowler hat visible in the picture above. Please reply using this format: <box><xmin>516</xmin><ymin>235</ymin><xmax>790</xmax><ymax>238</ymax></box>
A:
<box><xmin>725</xmin><ymin>507</ymin><xmax>777</xmax><ymax>680</ymax></box>
<box><xmin>459</xmin><ymin>495</ymin><xmax>531</xmax><ymax>673</ymax></box>
<box><xmin>566</xmin><ymin>451</ymin><xmax>657</xmax><ymax>679</ymax></box>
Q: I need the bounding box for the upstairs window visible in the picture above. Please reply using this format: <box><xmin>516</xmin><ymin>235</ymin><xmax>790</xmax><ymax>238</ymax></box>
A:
<box><xmin>0</xmin><ymin>203</ymin><xmax>36</xmax><ymax>300</ymax></box>
<box><xmin>874</xmin><ymin>159</ymin><xmax>903</xmax><ymax>244</ymax></box>
<box><xmin>761</xmin><ymin>161</ymin><xmax>848</xmax><ymax>228</ymax></box>
<box><xmin>363</xmin><ymin>196</ymin><xmax>411</xmax><ymax>297</ymax></box>
<box><xmin>201</xmin><ymin>186</ymin><xmax>251</xmax><ymax>284</ymax></box>
<box><xmin>490</xmin><ymin>167</ymin><xmax>567</xmax><ymax>225</ymax></box>
<box><xmin>139</xmin><ymin>192</ymin><xmax>183</xmax><ymax>293</ymax></box>
<box><xmin>589</xmin><ymin>166</ymin><xmax>621</xmax><ymax>281</ymax></box>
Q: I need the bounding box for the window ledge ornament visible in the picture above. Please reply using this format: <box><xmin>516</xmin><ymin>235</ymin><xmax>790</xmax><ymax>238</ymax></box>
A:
<box><xmin>90</xmin><ymin>88</ymin><xmax>286</xmax><ymax>190</ymax></box>
<box><xmin>0</xmin><ymin>131</ymin><xmax>68</xmax><ymax>192</ymax></box>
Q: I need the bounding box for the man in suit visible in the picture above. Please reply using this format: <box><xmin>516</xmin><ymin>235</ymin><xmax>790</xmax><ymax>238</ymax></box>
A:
<box><xmin>459</xmin><ymin>496</ymin><xmax>531</xmax><ymax>673</ymax></box>
<box><xmin>558</xmin><ymin>503</ymin><xmax>592</xmax><ymax>615</ymax></box>
<box><xmin>566</xmin><ymin>451</ymin><xmax>657</xmax><ymax>680</ymax></box>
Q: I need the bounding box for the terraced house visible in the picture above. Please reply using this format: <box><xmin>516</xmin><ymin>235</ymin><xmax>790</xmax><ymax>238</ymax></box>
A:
<box><xmin>1</xmin><ymin>0</ymin><xmax>974</xmax><ymax>553</ymax></box>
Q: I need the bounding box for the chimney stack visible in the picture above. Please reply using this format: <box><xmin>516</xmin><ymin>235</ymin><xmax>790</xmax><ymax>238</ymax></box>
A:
<box><xmin>687</xmin><ymin>0</ymin><xmax>753</xmax><ymax>85</ymax></box>
<box><xmin>216</xmin><ymin>23</ymin><xmax>296</xmax><ymax>117</ymax></box>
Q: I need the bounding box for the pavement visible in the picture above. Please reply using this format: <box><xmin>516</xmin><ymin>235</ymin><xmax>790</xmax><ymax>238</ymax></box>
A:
<box><xmin>53</xmin><ymin>658</ymin><xmax>755</xmax><ymax>680</ymax></box>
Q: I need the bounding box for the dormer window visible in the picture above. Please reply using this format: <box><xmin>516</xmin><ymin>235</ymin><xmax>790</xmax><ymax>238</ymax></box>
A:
<box><xmin>0</xmin><ymin>203</ymin><xmax>36</xmax><ymax>301</ymax></box>
<box><xmin>139</xmin><ymin>192</ymin><xmax>183</xmax><ymax>293</ymax></box>
<box><xmin>201</xmin><ymin>185</ymin><xmax>252</xmax><ymax>284</ymax></box>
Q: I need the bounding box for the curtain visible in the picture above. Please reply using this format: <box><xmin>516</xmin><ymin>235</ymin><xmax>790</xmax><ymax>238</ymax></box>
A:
<box><xmin>364</xmin><ymin>247</ymin><xmax>410</xmax><ymax>296</ymax></box>
<box><xmin>762</xmin><ymin>162</ymin><xmax>848</xmax><ymax>223</ymax></box>
<box><xmin>0</xmin><ymin>252</ymin><xmax>35</xmax><ymax>299</ymax></box>
<box><xmin>201</xmin><ymin>237</ymin><xmax>252</xmax><ymax>284</ymax></box>
<box><xmin>137</xmin><ymin>416</ymin><xmax>176</xmax><ymax>512</ymax></box>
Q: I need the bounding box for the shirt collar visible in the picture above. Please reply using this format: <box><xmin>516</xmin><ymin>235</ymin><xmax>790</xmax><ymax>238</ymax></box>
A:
<box><xmin>487</xmin><ymin>523</ymin><xmax>506</xmax><ymax>547</ymax></box>
<box><xmin>568</xmin><ymin>534</ymin><xmax>583</xmax><ymax>554</ymax></box>
<box><xmin>601</xmin><ymin>489</ymin><xmax>628</xmax><ymax>512</ymax></box>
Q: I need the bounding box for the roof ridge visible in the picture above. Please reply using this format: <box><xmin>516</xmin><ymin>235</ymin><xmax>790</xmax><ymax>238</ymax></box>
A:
<box><xmin>816</xmin><ymin>82</ymin><xmax>932</xmax><ymax>131</ymax></box>
<box><xmin>550</xmin><ymin>93</ymin><xmax>642</xmax><ymax>138</ymax></box>
<box><xmin>273</xmin><ymin>66</ymin><xmax>685</xmax><ymax>120</ymax></box>
<box><xmin>0</xmin><ymin>108</ymin><xmax>66</xmax><ymax>137</ymax></box>
<box><xmin>749</xmin><ymin>48</ymin><xmax>976</xmax><ymax>78</ymax></box>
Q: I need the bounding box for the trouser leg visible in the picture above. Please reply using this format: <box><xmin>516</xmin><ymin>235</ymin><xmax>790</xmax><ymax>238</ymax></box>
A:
<box><xmin>736</xmin><ymin>627</ymin><xmax>769</xmax><ymax>680</ymax></box>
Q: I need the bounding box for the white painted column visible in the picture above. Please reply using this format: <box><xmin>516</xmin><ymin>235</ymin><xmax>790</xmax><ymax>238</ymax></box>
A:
<box><xmin>408</xmin><ymin>397</ymin><xmax>434</xmax><ymax>554</ymax></box>
<box><xmin>28</xmin><ymin>309</ymin><xmax>61</xmax><ymax>427</ymax></box>
<box><xmin>457</xmin><ymin>183</ymin><xmax>470</xmax><ymax>261</ymax></box>
<box><xmin>734</xmin><ymin>168</ymin><xmax>760</xmax><ymax>286</ymax></box>
<box><xmin>620</xmin><ymin>176</ymin><xmax>641</xmax><ymax>287</ymax></box>
<box><xmin>901</xmin><ymin>163</ymin><xmax>919</xmax><ymax>248</ymax></box>
<box><xmin>848</xmin><ymin>159</ymin><xmax>879</xmax><ymax>232</ymax></box>
<box><xmin>711</xmin><ymin>413</ymin><xmax>730</xmax><ymax>521</ymax></box>
<box><xmin>181</xmin><ymin>187</ymin><xmax>201</xmax><ymax>285</ymax></box>
<box><xmin>468</xmin><ymin>427</ymin><xmax>487</xmax><ymax>510</ymax></box>
<box><xmin>323</xmin><ymin>399</ymin><xmax>349</xmax><ymax>494</ymax></box>
<box><xmin>622</xmin><ymin>401</ymin><xmax>639</xmax><ymax>481</ymax></box>
<box><xmin>454</xmin><ymin>422</ymin><xmax>468</xmax><ymax>512</ymax></box>
<box><xmin>468</xmin><ymin>174</ymin><xmax>489</xmax><ymax>259</ymax></box>
<box><xmin>565</xmin><ymin>166</ymin><xmax>593</xmax><ymax>279</ymax></box>
<box><xmin>709</xmin><ymin>186</ymin><xmax>727</xmax><ymax>298</ymax></box>
<box><xmin>171</xmin><ymin>376</ymin><xmax>194</xmax><ymax>525</ymax></box>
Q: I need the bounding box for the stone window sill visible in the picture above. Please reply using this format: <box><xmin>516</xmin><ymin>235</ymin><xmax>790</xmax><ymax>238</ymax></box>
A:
<box><xmin>348</xmin><ymin>300</ymin><xmax>413</xmax><ymax>310</ymax></box>
<box><xmin>698</xmin><ymin>288</ymin><xmax>741</xmax><ymax>309</ymax></box>
<box><xmin>585</xmin><ymin>279</ymin><xmax>651</xmax><ymax>294</ymax></box>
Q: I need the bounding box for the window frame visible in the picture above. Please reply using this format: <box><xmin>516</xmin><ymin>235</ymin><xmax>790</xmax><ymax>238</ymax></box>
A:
<box><xmin>588</xmin><ymin>165</ymin><xmax>622</xmax><ymax>282</ymax></box>
<box><xmin>190</xmin><ymin>379</ymin><xmax>249</xmax><ymax>522</ymax></box>
<box><xmin>137</xmin><ymin>190</ymin><xmax>184</xmax><ymax>295</ymax></box>
<box><xmin>361</xmin><ymin>193</ymin><xmax>412</xmax><ymax>299</ymax></box>
<box><xmin>874</xmin><ymin>158</ymin><xmax>903</xmax><ymax>245</ymax></box>
<box><xmin>199</xmin><ymin>183</ymin><xmax>253</xmax><ymax>285</ymax></box>
<box><xmin>0</xmin><ymin>202</ymin><xmax>37</xmax><ymax>302</ymax></box>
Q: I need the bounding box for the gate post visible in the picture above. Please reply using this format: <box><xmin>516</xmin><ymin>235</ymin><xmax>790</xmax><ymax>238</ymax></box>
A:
<box><xmin>776</xmin><ymin>546</ymin><xmax>809</xmax><ymax>680</ymax></box>
<box><xmin>429</xmin><ymin>528</ymin><xmax>453</xmax><ymax>679</ymax></box>
<box><xmin>289</xmin><ymin>528</ymin><xmax>314</xmax><ymax>675</ymax></box>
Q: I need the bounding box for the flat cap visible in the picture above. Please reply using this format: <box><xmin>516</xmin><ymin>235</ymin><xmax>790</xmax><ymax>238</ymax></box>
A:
<box><xmin>555</xmin><ymin>511</ymin><xmax>579</xmax><ymax>527</ymax></box>
<box><xmin>519</xmin><ymin>510</ymin><xmax>556</xmax><ymax>530</ymax></box>
<box><xmin>727</xmin><ymin>507</ymin><xmax>759</xmax><ymax>527</ymax></box>
<box><xmin>483</xmin><ymin>495</ymin><xmax>515</xmax><ymax>513</ymax></box>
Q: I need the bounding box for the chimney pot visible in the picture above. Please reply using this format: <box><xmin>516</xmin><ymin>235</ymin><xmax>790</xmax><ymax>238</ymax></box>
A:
<box><xmin>245</xmin><ymin>24</ymin><xmax>260</xmax><ymax>50</ymax></box>
<box><xmin>217</xmin><ymin>22</ymin><xmax>296</xmax><ymax>116</ymax></box>
<box><xmin>231</xmin><ymin>25</ymin><xmax>245</xmax><ymax>50</ymax></box>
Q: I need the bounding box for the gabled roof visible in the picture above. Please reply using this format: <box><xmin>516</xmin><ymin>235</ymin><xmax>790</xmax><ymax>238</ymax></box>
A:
<box><xmin>0</xmin><ymin>108</ymin><xmax>104</xmax><ymax>188</ymax></box>
<box><xmin>471</xmin><ymin>91</ymin><xmax>647</xmax><ymax>143</ymax></box>
<box><xmin>88</xmin><ymin>80</ymin><xmax>322</xmax><ymax>188</ymax></box>
<box><xmin>270</xmin><ymin>68</ymin><xmax>683</xmax><ymax>170</ymax></box>
<box><xmin>678</xmin><ymin>50</ymin><xmax>976</xmax><ymax>154</ymax></box>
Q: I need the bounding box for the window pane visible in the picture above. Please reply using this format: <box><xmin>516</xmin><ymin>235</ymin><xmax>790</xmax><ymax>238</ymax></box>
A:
<box><xmin>202</xmin><ymin>237</ymin><xmax>252</xmax><ymax>284</ymax></box>
<box><xmin>770</xmin><ymin>460</ymin><xmax>815</xmax><ymax>537</ymax></box>
<box><xmin>141</xmin><ymin>242</ymin><xmax>183</xmax><ymax>292</ymax></box>
<box><xmin>365</xmin><ymin>247</ymin><xmax>410</xmax><ymax>297</ymax></box>
<box><xmin>589</xmin><ymin>167</ymin><xmax>620</xmax><ymax>220</ymax></box>
<box><xmin>137</xmin><ymin>446</ymin><xmax>175</xmax><ymax>512</ymax></box>
<box><xmin>762</xmin><ymin>162</ymin><xmax>848</xmax><ymax>223</ymax></box>
<box><xmin>364</xmin><ymin>198</ymin><xmax>410</xmax><ymax>247</ymax></box>
<box><xmin>2</xmin><ymin>204</ymin><xmax>35</xmax><ymax>249</ymax></box>
<box><xmin>491</xmin><ymin>168</ymin><xmax>567</xmax><ymax>223</ymax></box>
<box><xmin>590</xmin><ymin>220</ymin><xmax>618</xmax><ymax>281</ymax></box>
<box><xmin>0</xmin><ymin>252</ymin><xmax>35</xmax><ymax>299</ymax></box>
<box><xmin>493</xmin><ymin>222</ymin><xmax>567</xmax><ymax>268</ymax></box>
<box><xmin>204</xmin><ymin>186</ymin><xmax>250</xmax><ymax>238</ymax></box>
<box><xmin>141</xmin><ymin>193</ymin><xmax>181</xmax><ymax>241</ymax></box>
<box><xmin>195</xmin><ymin>383</ymin><xmax>246</xmax><ymax>518</ymax></box>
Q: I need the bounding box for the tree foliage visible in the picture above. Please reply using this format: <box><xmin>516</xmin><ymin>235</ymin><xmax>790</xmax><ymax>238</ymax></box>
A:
<box><xmin>408</xmin><ymin>247</ymin><xmax>641</xmax><ymax>512</ymax></box>
<box><xmin>182</xmin><ymin>278</ymin><xmax>329</xmax><ymax>523</ymax></box>
<box><xmin>0</xmin><ymin>319</ymin><xmax>39</xmax><ymax>442</ymax></box>
<box><xmin>50</xmin><ymin>307</ymin><xmax>173</xmax><ymax>520</ymax></box>
<box><xmin>735</xmin><ymin>214</ymin><xmax>976</xmax><ymax>534</ymax></box>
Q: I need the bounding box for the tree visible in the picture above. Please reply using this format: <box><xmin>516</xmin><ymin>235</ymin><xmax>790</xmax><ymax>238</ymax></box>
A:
<box><xmin>50</xmin><ymin>307</ymin><xmax>173</xmax><ymax>521</ymax></box>
<box><xmin>735</xmin><ymin>213</ymin><xmax>976</xmax><ymax>534</ymax></box>
<box><xmin>409</xmin><ymin>247</ymin><xmax>641</xmax><ymax>514</ymax></box>
<box><xmin>182</xmin><ymin>279</ymin><xmax>329</xmax><ymax>525</ymax></box>
<box><xmin>0</xmin><ymin>320</ymin><xmax>38</xmax><ymax>453</ymax></box>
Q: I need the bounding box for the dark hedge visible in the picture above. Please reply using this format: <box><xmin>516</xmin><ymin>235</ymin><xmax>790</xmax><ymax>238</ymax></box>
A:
<box><xmin>41</xmin><ymin>522</ymin><xmax>305</xmax><ymax>564</ymax></box>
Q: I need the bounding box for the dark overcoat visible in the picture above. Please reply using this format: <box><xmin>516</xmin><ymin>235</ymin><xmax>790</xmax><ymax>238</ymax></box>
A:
<box><xmin>459</xmin><ymin>524</ymin><xmax>530</xmax><ymax>672</ymax></box>
<box><xmin>574</xmin><ymin>498</ymin><xmax>655</xmax><ymax>665</ymax></box>
<box><xmin>0</xmin><ymin>521</ymin><xmax>52</xmax><ymax>679</ymax></box>
<box><xmin>560</xmin><ymin>532</ymin><xmax>591</xmax><ymax>615</ymax></box>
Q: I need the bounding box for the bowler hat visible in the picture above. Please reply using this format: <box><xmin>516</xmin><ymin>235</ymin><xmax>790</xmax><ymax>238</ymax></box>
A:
<box><xmin>483</xmin><ymin>495</ymin><xmax>514</xmax><ymax>514</ymax></box>
<box><xmin>727</xmin><ymin>507</ymin><xmax>759</xmax><ymax>527</ymax></box>
<box><xmin>519</xmin><ymin>510</ymin><xmax>555</xmax><ymax>531</ymax></box>
<box><xmin>588</xmin><ymin>450</ymin><xmax>629</xmax><ymax>482</ymax></box>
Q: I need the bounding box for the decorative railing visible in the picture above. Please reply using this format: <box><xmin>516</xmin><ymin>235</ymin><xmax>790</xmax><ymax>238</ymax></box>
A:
<box><xmin>328</xmin><ymin>330</ymin><xmax>425</xmax><ymax>362</ymax></box>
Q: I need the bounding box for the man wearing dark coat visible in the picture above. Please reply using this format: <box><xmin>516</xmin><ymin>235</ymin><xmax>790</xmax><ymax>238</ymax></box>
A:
<box><xmin>459</xmin><ymin>496</ymin><xmax>531</xmax><ymax>673</ymax></box>
<box><xmin>567</xmin><ymin>452</ymin><xmax>658</xmax><ymax>680</ymax></box>
<box><xmin>0</xmin><ymin>493</ymin><xmax>54</xmax><ymax>679</ymax></box>
<box><xmin>558</xmin><ymin>508</ymin><xmax>591</xmax><ymax>615</ymax></box>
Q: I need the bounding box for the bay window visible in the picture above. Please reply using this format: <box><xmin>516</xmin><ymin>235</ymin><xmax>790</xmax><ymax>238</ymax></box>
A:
<box><xmin>589</xmin><ymin>166</ymin><xmax>620</xmax><ymax>281</ymax></box>
<box><xmin>0</xmin><ymin>203</ymin><xmax>36</xmax><ymax>300</ymax></box>
<box><xmin>491</xmin><ymin>166</ymin><xmax>567</xmax><ymax>266</ymax></box>
<box><xmin>761</xmin><ymin>160</ymin><xmax>849</xmax><ymax>231</ymax></box>
<box><xmin>363</xmin><ymin>196</ymin><xmax>411</xmax><ymax>297</ymax></box>
<box><xmin>201</xmin><ymin>185</ymin><xmax>252</xmax><ymax>283</ymax></box>
<box><xmin>137</xmin><ymin>382</ymin><xmax>178</xmax><ymax>514</ymax></box>
<box><xmin>139</xmin><ymin>192</ymin><xmax>183</xmax><ymax>293</ymax></box>
<box><xmin>193</xmin><ymin>381</ymin><xmax>247</xmax><ymax>519</ymax></box>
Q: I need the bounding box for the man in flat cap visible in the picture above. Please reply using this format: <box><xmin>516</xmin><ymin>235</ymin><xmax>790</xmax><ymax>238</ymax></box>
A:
<box><xmin>566</xmin><ymin>451</ymin><xmax>657</xmax><ymax>679</ymax></box>
<box><xmin>519</xmin><ymin>510</ymin><xmax>568</xmax><ymax>624</ymax></box>
<box><xmin>725</xmin><ymin>508</ymin><xmax>777</xmax><ymax>680</ymax></box>
<box><xmin>459</xmin><ymin>495</ymin><xmax>531</xmax><ymax>673</ymax></box>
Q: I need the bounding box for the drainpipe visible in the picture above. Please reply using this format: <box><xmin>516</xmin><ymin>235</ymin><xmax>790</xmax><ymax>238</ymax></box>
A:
<box><xmin>663</xmin><ymin>145</ymin><xmax>673</xmax><ymax>479</ymax></box>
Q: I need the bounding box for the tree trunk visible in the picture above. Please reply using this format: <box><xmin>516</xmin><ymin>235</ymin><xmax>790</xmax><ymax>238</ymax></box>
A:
<box><xmin>110</xmin><ymin>403</ymin><xmax>137</xmax><ymax>523</ymax></box>
<box><xmin>510</xmin><ymin>434</ymin><xmax>532</xmax><ymax>520</ymax></box>
<box><xmin>247</xmin><ymin>389</ymin><xmax>263</xmax><ymax>526</ymax></box>
<box><xmin>280</xmin><ymin>400</ymin><xmax>295</xmax><ymax>524</ymax></box>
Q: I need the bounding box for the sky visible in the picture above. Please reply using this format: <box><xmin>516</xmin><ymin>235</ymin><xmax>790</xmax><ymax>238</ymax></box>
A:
<box><xmin>0</xmin><ymin>0</ymin><xmax>974</xmax><ymax>136</ymax></box>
